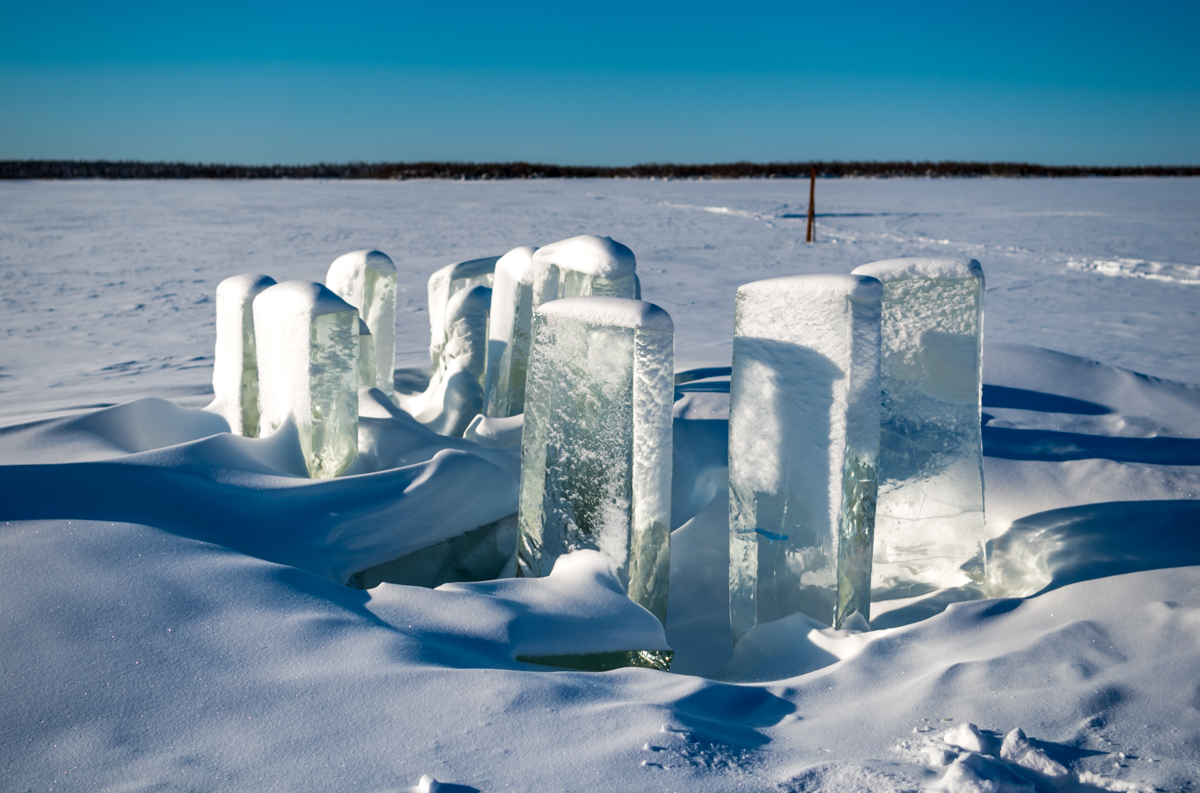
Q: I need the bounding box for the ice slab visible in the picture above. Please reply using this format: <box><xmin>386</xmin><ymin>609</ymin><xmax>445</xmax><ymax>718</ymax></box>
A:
<box><xmin>728</xmin><ymin>274</ymin><xmax>882</xmax><ymax>636</ymax></box>
<box><xmin>852</xmin><ymin>258</ymin><xmax>986</xmax><ymax>598</ymax></box>
<box><xmin>532</xmin><ymin>235</ymin><xmax>641</xmax><ymax>301</ymax></box>
<box><xmin>484</xmin><ymin>246</ymin><xmax>541</xmax><ymax>418</ymax></box>
<box><xmin>356</xmin><ymin>318</ymin><xmax>376</xmax><ymax>395</ymax></box>
<box><xmin>427</xmin><ymin>255</ymin><xmax>499</xmax><ymax>371</ymax></box>
<box><xmin>326</xmin><ymin>250</ymin><xmax>397</xmax><ymax>398</ymax></box>
<box><xmin>517</xmin><ymin>296</ymin><xmax>674</xmax><ymax>625</ymax></box>
<box><xmin>207</xmin><ymin>273</ymin><xmax>276</xmax><ymax>436</ymax></box>
<box><xmin>253</xmin><ymin>281</ymin><xmax>359</xmax><ymax>479</ymax></box>
<box><xmin>396</xmin><ymin>285</ymin><xmax>491</xmax><ymax>437</ymax></box>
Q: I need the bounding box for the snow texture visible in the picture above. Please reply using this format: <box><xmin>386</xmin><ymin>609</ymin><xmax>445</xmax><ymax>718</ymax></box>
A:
<box><xmin>397</xmin><ymin>284</ymin><xmax>491</xmax><ymax>437</ymax></box>
<box><xmin>253</xmin><ymin>280</ymin><xmax>359</xmax><ymax>478</ymax></box>
<box><xmin>206</xmin><ymin>272</ymin><xmax>275</xmax><ymax>436</ymax></box>
<box><xmin>851</xmin><ymin>257</ymin><xmax>987</xmax><ymax>599</ymax></box>
<box><xmin>325</xmin><ymin>249</ymin><xmax>397</xmax><ymax>397</ymax></box>
<box><xmin>518</xmin><ymin>297</ymin><xmax>675</xmax><ymax>624</ymax></box>
<box><xmin>484</xmin><ymin>245</ymin><xmax>540</xmax><ymax>418</ymax></box>
<box><xmin>728</xmin><ymin>274</ymin><xmax>882</xmax><ymax>634</ymax></box>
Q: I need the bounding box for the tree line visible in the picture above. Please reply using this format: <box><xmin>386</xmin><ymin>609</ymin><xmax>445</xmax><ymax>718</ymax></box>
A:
<box><xmin>3</xmin><ymin>159</ymin><xmax>1197</xmax><ymax>180</ymax></box>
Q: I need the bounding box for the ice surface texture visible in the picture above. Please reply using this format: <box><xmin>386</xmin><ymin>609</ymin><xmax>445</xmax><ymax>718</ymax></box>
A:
<box><xmin>728</xmin><ymin>275</ymin><xmax>882</xmax><ymax>637</ymax></box>
<box><xmin>207</xmin><ymin>273</ymin><xmax>276</xmax><ymax>436</ymax></box>
<box><xmin>517</xmin><ymin>297</ymin><xmax>674</xmax><ymax>625</ymax></box>
<box><xmin>852</xmin><ymin>258</ymin><xmax>986</xmax><ymax>598</ymax></box>
<box><xmin>397</xmin><ymin>285</ymin><xmax>491</xmax><ymax>437</ymax></box>
<box><xmin>253</xmin><ymin>281</ymin><xmax>359</xmax><ymax>479</ymax></box>
<box><xmin>325</xmin><ymin>250</ymin><xmax>397</xmax><ymax>398</ymax></box>
<box><xmin>427</xmin><ymin>255</ymin><xmax>499</xmax><ymax>371</ymax></box>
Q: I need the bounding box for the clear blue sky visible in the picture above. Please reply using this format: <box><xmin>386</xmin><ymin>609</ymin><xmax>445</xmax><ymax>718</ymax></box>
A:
<box><xmin>1</xmin><ymin>0</ymin><xmax>1197</xmax><ymax>165</ymax></box>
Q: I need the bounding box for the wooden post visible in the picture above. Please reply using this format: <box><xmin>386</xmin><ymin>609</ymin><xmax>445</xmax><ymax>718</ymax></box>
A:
<box><xmin>806</xmin><ymin>165</ymin><xmax>816</xmax><ymax>243</ymax></box>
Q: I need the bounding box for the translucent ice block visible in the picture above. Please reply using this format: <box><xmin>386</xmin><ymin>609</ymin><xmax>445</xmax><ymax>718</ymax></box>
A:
<box><xmin>326</xmin><ymin>250</ymin><xmax>397</xmax><ymax>398</ymax></box>
<box><xmin>426</xmin><ymin>255</ymin><xmax>500</xmax><ymax>371</ymax></box>
<box><xmin>517</xmin><ymin>297</ymin><xmax>674</xmax><ymax>625</ymax></box>
<box><xmin>254</xmin><ymin>281</ymin><xmax>359</xmax><ymax>479</ymax></box>
<box><xmin>396</xmin><ymin>285</ymin><xmax>491</xmax><ymax>437</ymax></box>
<box><xmin>208</xmin><ymin>273</ymin><xmax>276</xmax><ymax>436</ymax></box>
<box><xmin>728</xmin><ymin>275</ymin><xmax>882</xmax><ymax>637</ymax></box>
<box><xmin>356</xmin><ymin>318</ymin><xmax>377</xmax><ymax>394</ymax></box>
<box><xmin>484</xmin><ymin>246</ymin><xmax>540</xmax><ymax>418</ymax></box>
<box><xmin>531</xmin><ymin>235</ymin><xmax>641</xmax><ymax>301</ymax></box>
<box><xmin>850</xmin><ymin>258</ymin><xmax>986</xmax><ymax>597</ymax></box>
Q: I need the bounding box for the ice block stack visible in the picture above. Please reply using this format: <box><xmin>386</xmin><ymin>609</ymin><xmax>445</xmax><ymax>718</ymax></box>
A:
<box><xmin>253</xmin><ymin>281</ymin><xmax>360</xmax><ymax>479</ymax></box>
<box><xmin>484</xmin><ymin>236</ymin><xmax>641</xmax><ymax>419</ymax></box>
<box><xmin>532</xmin><ymin>234</ymin><xmax>641</xmax><ymax>301</ymax></box>
<box><xmin>850</xmin><ymin>257</ymin><xmax>986</xmax><ymax>597</ymax></box>
<box><xmin>517</xmin><ymin>297</ymin><xmax>674</xmax><ymax>629</ymax></box>
<box><xmin>326</xmin><ymin>250</ymin><xmax>397</xmax><ymax>398</ymax></box>
<box><xmin>483</xmin><ymin>246</ymin><xmax>540</xmax><ymax>418</ymax></box>
<box><xmin>728</xmin><ymin>275</ymin><xmax>882</xmax><ymax>637</ymax></box>
<box><xmin>397</xmin><ymin>284</ymin><xmax>492</xmax><ymax>437</ymax></box>
<box><xmin>426</xmin><ymin>256</ymin><xmax>500</xmax><ymax>372</ymax></box>
<box><xmin>208</xmin><ymin>273</ymin><xmax>276</xmax><ymax>436</ymax></box>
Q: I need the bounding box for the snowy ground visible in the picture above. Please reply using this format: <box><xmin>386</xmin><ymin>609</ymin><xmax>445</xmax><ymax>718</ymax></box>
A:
<box><xmin>1</xmin><ymin>178</ymin><xmax>1199</xmax><ymax>792</ymax></box>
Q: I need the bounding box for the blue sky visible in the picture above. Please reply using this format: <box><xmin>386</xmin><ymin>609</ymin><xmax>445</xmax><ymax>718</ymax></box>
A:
<box><xmin>1</xmin><ymin>0</ymin><xmax>1197</xmax><ymax>165</ymax></box>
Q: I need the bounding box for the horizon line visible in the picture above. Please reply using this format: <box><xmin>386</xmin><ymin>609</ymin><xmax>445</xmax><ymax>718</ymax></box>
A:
<box><xmin>3</xmin><ymin>159</ymin><xmax>1199</xmax><ymax>180</ymax></box>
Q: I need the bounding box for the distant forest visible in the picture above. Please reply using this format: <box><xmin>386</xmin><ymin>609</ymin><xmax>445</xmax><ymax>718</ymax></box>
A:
<box><xmin>2</xmin><ymin>160</ymin><xmax>1198</xmax><ymax>180</ymax></box>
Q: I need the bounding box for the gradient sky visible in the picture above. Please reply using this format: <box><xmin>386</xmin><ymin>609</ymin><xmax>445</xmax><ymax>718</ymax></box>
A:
<box><xmin>1</xmin><ymin>0</ymin><xmax>1197</xmax><ymax>165</ymax></box>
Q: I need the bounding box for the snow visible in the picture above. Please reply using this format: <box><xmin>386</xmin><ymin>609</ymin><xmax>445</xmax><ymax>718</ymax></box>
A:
<box><xmin>532</xmin><ymin>234</ymin><xmax>637</xmax><ymax>279</ymax></box>
<box><xmin>536</xmin><ymin>294</ymin><xmax>674</xmax><ymax>331</ymax></box>
<box><xmin>1</xmin><ymin>177</ymin><xmax>1198</xmax><ymax>791</ymax></box>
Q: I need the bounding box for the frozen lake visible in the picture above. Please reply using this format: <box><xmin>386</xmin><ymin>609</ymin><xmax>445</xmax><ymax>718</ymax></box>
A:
<box><xmin>2</xmin><ymin>177</ymin><xmax>1197</xmax><ymax>423</ymax></box>
<box><xmin>1</xmin><ymin>177</ymin><xmax>1199</xmax><ymax>792</ymax></box>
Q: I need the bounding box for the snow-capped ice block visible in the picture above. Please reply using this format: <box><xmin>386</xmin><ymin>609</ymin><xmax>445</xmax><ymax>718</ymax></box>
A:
<box><xmin>517</xmin><ymin>297</ymin><xmax>674</xmax><ymax>627</ymax></box>
<box><xmin>483</xmin><ymin>246</ymin><xmax>541</xmax><ymax>418</ymax></box>
<box><xmin>728</xmin><ymin>275</ymin><xmax>882</xmax><ymax>638</ymax></box>
<box><xmin>396</xmin><ymin>285</ymin><xmax>491</xmax><ymax>437</ymax></box>
<box><xmin>356</xmin><ymin>318</ymin><xmax>377</xmax><ymax>394</ymax></box>
<box><xmin>253</xmin><ymin>281</ymin><xmax>359</xmax><ymax>479</ymax></box>
<box><xmin>427</xmin><ymin>255</ymin><xmax>499</xmax><ymax>371</ymax></box>
<box><xmin>851</xmin><ymin>257</ymin><xmax>986</xmax><ymax>596</ymax></box>
<box><xmin>531</xmin><ymin>235</ymin><xmax>641</xmax><ymax>301</ymax></box>
<box><xmin>208</xmin><ymin>273</ymin><xmax>276</xmax><ymax>436</ymax></box>
<box><xmin>325</xmin><ymin>250</ymin><xmax>397</xmax><ymax>398</ymax></box>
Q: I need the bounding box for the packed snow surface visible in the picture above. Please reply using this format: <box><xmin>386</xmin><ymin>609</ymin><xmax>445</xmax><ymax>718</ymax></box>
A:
<box><xmin>536</xmin><ymin>294</ymin><xmax>674</xmax><ymax>331</ymax></box>
<box><xmin>1</xmin><ymin>177</ymin><xmax>1199</xmax><ymax>792</ymax></box>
